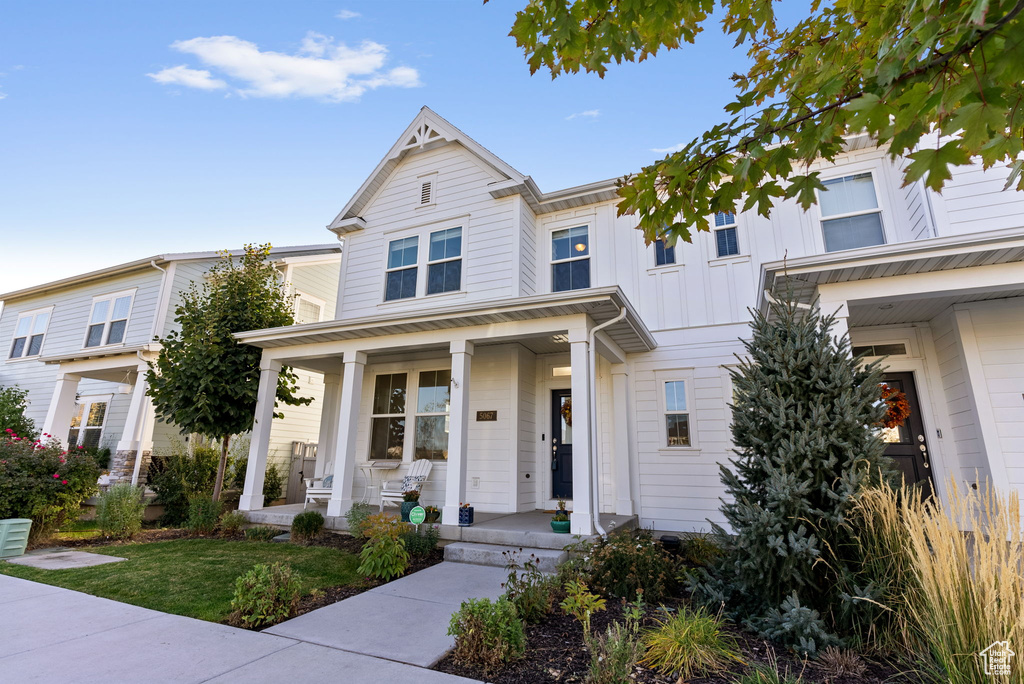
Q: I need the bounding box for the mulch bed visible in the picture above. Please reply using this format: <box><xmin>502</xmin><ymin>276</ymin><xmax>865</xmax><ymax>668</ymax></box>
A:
<box><xmin>435</xmin><ymin>597</ymin><xmax>908</xmax><ymax>684</ymax></box>
<box><xmin>30</xmin><ymin>527</ymin><xmax>190</xmax><ymax>550</ymax></box>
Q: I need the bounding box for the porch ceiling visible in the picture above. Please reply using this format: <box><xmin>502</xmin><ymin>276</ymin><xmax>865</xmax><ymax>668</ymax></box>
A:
<box><xmin>760</xmin><ymin>227</ymin><xmax>1024</xmax><ymax>312</ymax></box>
<box><xmin>38</xmin><ymin>343</ymin><xmax>159</xmax><ymax>382</ymax></box>
<box><xmin>234</xmin><ymin>286</ymin><xmax>655</xmax><ymax>355</ymax></box>
<box><xmin>848</xmin><ymin>289</ymin><xmax>1024</xmax><ymax>327</ymax></box>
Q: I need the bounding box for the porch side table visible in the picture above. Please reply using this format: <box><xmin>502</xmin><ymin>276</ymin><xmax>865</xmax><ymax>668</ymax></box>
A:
<box><xmin>359</xmin><ymin>461</ymin><xmax>399</xmax><ymax>504</ymax></box>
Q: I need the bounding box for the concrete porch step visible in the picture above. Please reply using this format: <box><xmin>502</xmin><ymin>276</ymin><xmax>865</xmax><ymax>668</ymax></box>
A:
<box><xmin>443</xmin><ymin>542</ymin><xmax>567</xmax><ymax>572</ymax></box>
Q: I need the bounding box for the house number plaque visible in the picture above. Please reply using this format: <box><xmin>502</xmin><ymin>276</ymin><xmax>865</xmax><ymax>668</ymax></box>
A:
<box><xmin>476</xmin><ymin>410</ymin><xmax>497</xmax><ymax>421</ymax></box>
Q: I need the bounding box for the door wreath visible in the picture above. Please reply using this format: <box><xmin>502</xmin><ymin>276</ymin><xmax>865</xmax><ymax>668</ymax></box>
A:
<box><xmin>560</xmin><ymin>398</ymin><xmax>572</xmax><ymax>427</ymax></box>
<box><xmin>879</xmin><ymin>384</ymin><xmax>911</xmax><ymax>429</ymax></box>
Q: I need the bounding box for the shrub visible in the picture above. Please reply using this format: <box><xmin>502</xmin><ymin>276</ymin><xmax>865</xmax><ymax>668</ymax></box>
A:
<box><xmin>245</xmin><ymin>526</ymin><xmax>280</xmax><ymax>542</ymax></box>
<box><xmin>357</xmin><ymin>513</ymin><xmax>409</xmax><ymax>580</ymax></box>
<box><xmin>186</xmin><ymin>494</ymin><xmax>222</xmax><ymax>535</ymax></box>
<box><xmin>263</xmin><ymin>464</ymin><xmax>283</xmax><ymax>502</ymax></box>
<box><xmin>345</xmin><ymin>502</ymin><xmax>374</xmax><ymax>537</ymax></box>
<box><xmin>815</xmin><ymin>646</ymin><xmax>866</xmax><ymax>678</ymax></box>
<box><xmin>561</xmin><ymin>579</ymin><xmax>607</xmax><ymax>634</ymax></box>
<box><xmin>586</xmin><ymin>598</ymin><xmax>645</xmax><ymax>684</ymax></box>
<box><xmin>79</xmin><ymin>445</ymin><xmax>112</xmax><ymax>471</ymax></box>
<box><xmin>589</xmin><ymin>529</ymin><xmax>673</xmax><ymax>602</ymax></box>
<box><xmin>400</xmin><ymin>524</ymin><xmax>439</xmax><ymax>557</ymax></box>
<box><xmin>219</xmin><ymin>510</ymin><xmax>248</xmax><ymax>536</ymax></box>
<box><xmin>640</xmin><ymin>606</ymin><xmax>743</xmax><ymax>680</ymax></box>
<box><xmin>502</xmin><ymin>551</ymin><xmax>557</xmax><ymax>623</ymax></box>
<box><xmin>291</xmin><ymin>510</ymin><xmax>325</xmax><ymax>543</ymax></box>
<box><xmin>147</xmin><ymin>444</ymin><xmax>218</xmax><ymax>525</ymax></box>
<box><xmin>0</xmin><ymin>386</ymin><xmax>36</xmax><ymax>440</ymax></box>
<box><xmin>96</xmin><ymin>483</ymin><xmax>145</xmax><ymax>540</ymax></box>
<box><xmin>0</xmin><ymin>432</ymin><xmax>99</xmax><ymax>540</ymax></box>
<box><xmin>448</xmin><ymin>597</ymin><xmax>526</xmax><ymax>668</ymax></box>
<box><xmin>228</xmin><ymin>562</ymin><xmax>301</xmax><ymax>628</ymax></box>
<box><xmin>680</xmin><ymin>533</ymin><xmax>723</xmax><ymax>567</ymax></box>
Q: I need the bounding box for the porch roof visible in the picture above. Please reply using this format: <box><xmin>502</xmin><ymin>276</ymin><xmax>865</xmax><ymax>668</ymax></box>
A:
<box><xmin>39</xmin><ymin>343</ymin><xmax>161</xmax><ymax>366</ymax></box>
<box><xmin>235</xmin><ymin>286</ymin><xmax>656</xmax><ymax>354</ymax></box>
<box><xmin>758</xmin><ymin>226</ymin><xmax>1024</xmax><ymax>313</ymax></box>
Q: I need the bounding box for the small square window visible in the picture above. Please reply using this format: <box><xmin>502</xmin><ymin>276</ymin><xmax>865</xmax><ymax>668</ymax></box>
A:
<box><xmin>655</xmin><ymin>238</ymin><xmax>676</xmax><ymax>266</ymax></box>
<box><xmin>716</xmin><ymin>227</ymin><xmax>739</xmax><ymax>257</ymax></box>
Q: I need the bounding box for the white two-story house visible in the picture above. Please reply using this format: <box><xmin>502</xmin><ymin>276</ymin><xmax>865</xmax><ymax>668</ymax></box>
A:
<box><xmin>236</xmin><ymin>107</ymin><xmax>1024</xmax><ymax>535</ymax></box>
<box><xmin>0</xmin><ymin>245</ymin><xmax>341</xmax><ymax>499</ymax></box>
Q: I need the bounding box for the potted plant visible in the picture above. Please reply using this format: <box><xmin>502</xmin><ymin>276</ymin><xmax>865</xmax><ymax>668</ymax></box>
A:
<box><xmin>400</xmin><ymin>490</ymin><xmax>420</xmax><ymax>522</ymax></box>
<box><xmin>550</xmin><ymin>499</ymin><xmax>570</xmax><ymax>533</ymax></box>
<box><xmin>458</xmin><ymin>502</ymin><xmax>474</xmax><ymax>527</ymax></box>
<box><xmin>424</xmin><ymin>505</ymin><xmax>440</xmax><ymax>523</ymax></box>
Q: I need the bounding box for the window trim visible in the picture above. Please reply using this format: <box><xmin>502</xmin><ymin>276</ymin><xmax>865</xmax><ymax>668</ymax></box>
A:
<box><xmin>7</xmin><ymin>306</ymin><xmax>53</xmax><ymax>361</ymax></box>
<box><xmin>413</xmin><ymin>368</ymin><xmax>452</xmax><ymax>461</ymax></box>
<box><xmin>68</xmin><ymin>394</ymin><xmax>112</xmax><ymax>449</ymax></box>
<box><xmin>815</xmin><ymin>171</ymin><xmax>886</xmax><ymax>253</ymax></box>
<box><xmin>383</xmin><ymin>236</ymin><xmax>420</xmax><ymax>302</ymax></box>
<box><xmin>550</xmin><ymin>224</ymin><xmax>592</xmax><ymax>293</ymax></box>
<box><xmin>425</xmin><ymin>226</ymin><xmax>463</xmax><ymax>296</ymax></box>
<box><xmin>368</xmin><ymin>372</ymin><xmax>409</xmax><ymax>461</ymax></box>
<box><xmin>83</xmin><ymin>289</ymin><xmax>135</xmax><ymax>350</ymax></box>
<box><xmin>293</xmin><ymin>291</ymin><xmax>327</xmax><ymax>324</ymax></box>
<box><xmin>655</xmin><ymin>369</ymin><xmax>699</xmax><ymax>452</ymax></box>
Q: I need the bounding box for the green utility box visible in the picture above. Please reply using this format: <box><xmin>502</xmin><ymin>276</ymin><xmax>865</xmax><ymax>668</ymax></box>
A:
<box><xmin>0</xmin><ymin>518</ymin><xmax>32</xmax><ymax>558</ymax></box>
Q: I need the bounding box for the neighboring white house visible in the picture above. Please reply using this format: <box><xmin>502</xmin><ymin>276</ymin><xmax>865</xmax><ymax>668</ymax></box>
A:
<box><xmin>225</xmin><ymin>107</ymin><xmax>1024</xmax><ymax>535</ymax></box>
<box><xmin>0</xmin><ymin>245</ymin><xmax>341</xmax><ymax>499</ymax></box>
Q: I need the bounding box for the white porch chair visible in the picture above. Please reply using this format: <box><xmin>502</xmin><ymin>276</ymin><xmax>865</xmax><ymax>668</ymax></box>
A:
<box><xmin>302</xmin><ymin>474</ymin><xmax>334</xmax><ymax>510</ymax></box>
<box><xmin>380</xmin><ymin>459</ymin><xmax>433</xmax><ymax>511</ymax></box>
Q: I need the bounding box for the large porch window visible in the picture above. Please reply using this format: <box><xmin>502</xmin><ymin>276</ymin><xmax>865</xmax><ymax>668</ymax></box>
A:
<box><xmin>415</xmin><ymin>369</ymin><xmax>451</xmax><ymax>459</ymax></box>
<box><xmin>68</xmin><ymin>397</ymin><xmax>109</xmax><ymax>448</ymax></box>
<box><xmin>369</xmin><ymin>373</ymin><xmax>407</xmax><ymax>459</ymax></box>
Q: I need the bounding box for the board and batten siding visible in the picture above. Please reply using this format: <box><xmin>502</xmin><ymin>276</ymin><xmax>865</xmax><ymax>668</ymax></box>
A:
<box><xmin>337</xmin><ymin>144</ymin><xmax>517</xmax><ymax>319</ymax></box>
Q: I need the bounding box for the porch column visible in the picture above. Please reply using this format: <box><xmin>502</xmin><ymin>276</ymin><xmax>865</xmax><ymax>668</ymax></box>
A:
<box><xmin>41</xmin><ymin>372</ymin><xmax>81</xmax><ymax>447</ymax></box>
<box><xmin>315</xmin><ymin>371</ymin><xmax>343</xmax><ymax>479</ymax></box>
<box><xmin>442</xmin><ymin>340</ymin><xmax>474</xmax><ymax>525</ymax></box>
<box><xmin>239</xmin><ymin>358</ymin><xmax>281</xmax><ymax>511</ymax></box>
<box><xmin>326</xmin><ymin>351</ymin><xmax>366</xmax><ymax>517</ymax></box>
<box><xmin>115</xmin><ymin>366</ymin><xmax>150</xmax><ymax>453</ymax></box>
<box><xmin>611</xmin><ymin>364</ymin><xmax>636</xmax><ymax>516</ymax></box>
<box><xmin>821</xmin><ymin>299</ymin><xmax>850</xmax><ymax>348</ymax></box>
<box><xmin>569</xmin><ymin>330</ymin><xmax>594</xmax><ymax>535</ymax></box>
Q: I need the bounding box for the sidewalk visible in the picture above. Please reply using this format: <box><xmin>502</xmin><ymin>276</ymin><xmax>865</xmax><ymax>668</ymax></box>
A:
<box><xmin>0</xmin><ymin>567</ymin><xmax>492</xmax><ymax>683</ymax></box>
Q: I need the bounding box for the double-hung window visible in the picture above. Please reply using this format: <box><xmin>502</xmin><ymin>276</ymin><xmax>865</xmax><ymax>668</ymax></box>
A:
<box><xmin>415</xmin><ymin>370</ymin><xmax>451</xmax><ymax>459</ymax></box>
<box><xmin>68</xmin><ymin>397</ymin><xmax>108</xmax><ymax>448</ymax></box>
<box><xmin>9</xmin><ymin>308</ymin><xmax>51</xmax><ymax>359</ymax></box>
<box><xmin>819</xmin><ymin>172</ymin><xmax>885</xmax><ymax>252</ymax></box>
<box><xmin>551</xmin><ymin>226</ymin><xmax>590</xmax><ymax>292</ymax></box>
<box><xmin>426</xmin><ymin>227</ymin><xmax>462</xmax><ymax>295</ymax></box>
<box><xmin>85</xmin><ymin>292</ymin><xmax>133</xmax><ymax>348</ymax></box>
<box><xmin>664</xmin><ymin>380</ymin><xmax>691</xmax><ymax>447</ymax></box>
<box><xmin>714</xmin><ymin>212</ymin><xmax>739</xmax><ymax>257</ymax></box>
<box><xmin>294</xmin><ymin>292</ymin><xmax>326</xmax><ymax>324</ymax></box>
<box><xmin>655</xmin><ymin>238</ymin><xmax>676</xmax><ymax>266</ymax></box>
<box><xmin>369</xmin><ymin>373</ymin><xmax>407</xmax><ymax>460</ymax></box>
<box><xmin>385</xmin><ymin>238</ymin><xmax>419</xmax><ymax>301</ymax></box>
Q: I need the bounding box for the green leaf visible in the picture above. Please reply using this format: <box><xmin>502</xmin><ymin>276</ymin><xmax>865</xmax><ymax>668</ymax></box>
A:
<box><xmin>905</xmin><ymin>142</ymin><xmax>971</xmax><ymax>191</ymax></box>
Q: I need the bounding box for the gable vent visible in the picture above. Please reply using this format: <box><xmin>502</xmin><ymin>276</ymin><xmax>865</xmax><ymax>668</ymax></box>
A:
<box><xmin>420</xmin><ymin>180</ymin><xmax>433</xmax><ymax>205</ymax></box>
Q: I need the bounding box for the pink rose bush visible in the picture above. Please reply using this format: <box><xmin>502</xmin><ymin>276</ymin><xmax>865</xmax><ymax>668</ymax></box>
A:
<box><xmin>0</xmin><ymin>430</ymin><xmax>100</xmax><ymax>539</ymax></box>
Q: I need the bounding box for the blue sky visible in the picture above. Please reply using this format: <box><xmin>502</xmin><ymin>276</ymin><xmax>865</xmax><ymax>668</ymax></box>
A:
<box><xmin>0</xmin><ymin>1</ymin><xmax>774</xmax><ymax>293</ymax></box>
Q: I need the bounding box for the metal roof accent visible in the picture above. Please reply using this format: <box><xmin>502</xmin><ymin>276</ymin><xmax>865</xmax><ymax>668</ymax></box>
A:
<box><xmin>39</xmin><ymin>343</ymin><xmax>162</xmax><ymax>366</ymax></box>
<box><xmin>234</xmin><ymin>286</ymin><xmax>656</xmax><ymax>353</ymax></box>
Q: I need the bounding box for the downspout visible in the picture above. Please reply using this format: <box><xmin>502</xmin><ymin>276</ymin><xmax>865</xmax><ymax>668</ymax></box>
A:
<box><xmin>587</xmin><ymin>306</ymin><xmax>627</xmax><ymax>538</ymax></box>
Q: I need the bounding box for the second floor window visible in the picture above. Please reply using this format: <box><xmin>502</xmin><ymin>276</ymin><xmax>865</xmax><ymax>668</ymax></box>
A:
<box><xmin>552</xmin><ymin>226</ymin><xmax>590</xmax><ymax>292</ymax></box>
<box><xmin>427</xmin><ymin>227</ymin><xmax>462</xmax><ymax>295</ymax></box>
<box><xmin>655</xmin><ymin>238</ymin><xmax>676</xmax><ymax>266</ymax></box>
<box><xmin>819</xmin><ymin>172</ymin><xmax>885</xmax><ymax>252</ymax></box>
<box><xmin>9</xmin><ymin>309</ymin><xmax>51</xmax><ymax>359</ymax></box>
<box><xmin>85</xmin><ymin>293</ymin><xmax>133</xmax><ymax>348</ymax></box>
<box><xmin>715</xmin><ymin>212</ymin><xmax>739</xmax><ymax>257</ymax></box>
<box><xmin>385</xmin><ymin>237</ymin><xmax>418</xmax><ymax>301</ymax></box>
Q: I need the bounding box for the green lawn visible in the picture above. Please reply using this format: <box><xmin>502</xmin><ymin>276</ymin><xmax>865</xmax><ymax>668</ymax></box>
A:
<box><xmin>0</xmin><ymin>539</ymin><xmax>362</xmax><ymax>622</ymax></box>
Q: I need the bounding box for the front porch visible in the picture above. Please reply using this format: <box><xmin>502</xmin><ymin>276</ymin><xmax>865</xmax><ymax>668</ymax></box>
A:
<box><xmin>235</xmin><ymin>287</ymin><xmax>654</xmax><ymax>537</ymax></box>
<box><xmin>245</xmin><ymin>505</ymin><xmax>638</xmax><ymax>549</ymax></box>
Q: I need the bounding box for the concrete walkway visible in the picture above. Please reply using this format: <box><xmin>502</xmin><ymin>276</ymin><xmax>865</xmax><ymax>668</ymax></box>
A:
<box><xmin>0</xmin><ymin>568</ymin><xmax>488</xmax><ymax>683</ymax></box>
<box><xmin>266</xmin><ymin>561</ymin><xmax>508</xmax><ymax>667</ymax></box>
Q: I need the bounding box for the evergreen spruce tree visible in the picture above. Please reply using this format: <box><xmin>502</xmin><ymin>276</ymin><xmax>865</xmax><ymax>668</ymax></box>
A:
<box><xmin>695</xmin><ymin>296</ymin><xmax>890</xmax><ymax>655</ymax></box>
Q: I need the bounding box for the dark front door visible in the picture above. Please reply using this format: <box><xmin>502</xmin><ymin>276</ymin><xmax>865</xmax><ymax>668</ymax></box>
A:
<box><xmin>881</xmin><ymin>372</ymin><xmax>935</xmax><ymax>499</ymax></box>
<box><xmin>551</xmin><ymin>389</ymin><xmax>573</xmax><ymax>499</ymax></box>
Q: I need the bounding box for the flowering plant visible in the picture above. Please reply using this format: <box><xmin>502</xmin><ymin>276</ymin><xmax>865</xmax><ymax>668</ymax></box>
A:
<box><xmin>0</xmin><ymin>430</ymin><xmax>100</xmax><ymax>539</ymax></box>
<box><xmin>879</xmin><ymin>384</ymin><xmax>911</xmax><ymax>429</ymax></box>
<box><xmin>402</xmin><ymin>489</ymin><xmax>421</xmax><ymax>503</ymax></box>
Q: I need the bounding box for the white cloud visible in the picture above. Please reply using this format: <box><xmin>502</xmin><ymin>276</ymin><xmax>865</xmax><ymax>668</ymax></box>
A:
<box><xmin>150</xmin><ymin>32</ymin><xmax>420</xmax><ymax>102</ymax></box>
<box><xmin>566</xmin><ymin>109</ymin><xmax>600</xmax><ymax>120</ymax></box>
<box><xmin>0</xmin><ymin>92</ymin><xmax>7</xmax><ymax>100</ymax></box>
<box><xmin>335</xmin><ymin>9</ymin><xmax>361</xmax><ymax>19</ymax></box>
<box><xmin>147</xmin><ymin>65</ymin><xmax>228</xmax><ymax>90</ymax></box>
<box><xmin>651</xmin><ymin>143</ymin><xmax>686</xmax><ymax>154</ymax></box>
